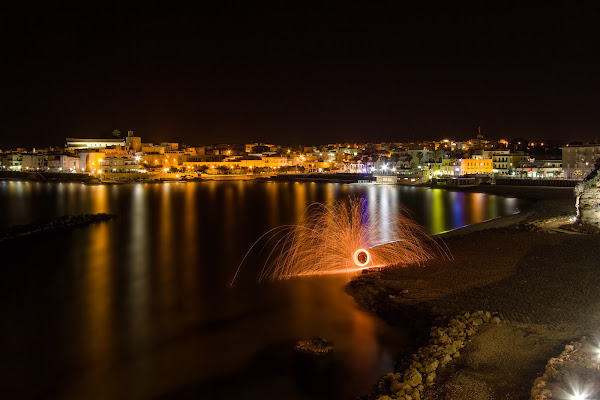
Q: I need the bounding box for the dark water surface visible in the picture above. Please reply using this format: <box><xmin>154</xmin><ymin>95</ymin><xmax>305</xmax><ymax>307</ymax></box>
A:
<box><xmin>0</xmin><ymin>181</ymin><xmax>520</xmax><ymax>399</ymax></box>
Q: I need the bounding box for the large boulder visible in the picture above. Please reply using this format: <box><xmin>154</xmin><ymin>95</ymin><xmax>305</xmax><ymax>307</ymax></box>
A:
<box><xmin>578</xmin><ymin>186</ymin><xmax>600</xmax><ymax>226</ymax></box>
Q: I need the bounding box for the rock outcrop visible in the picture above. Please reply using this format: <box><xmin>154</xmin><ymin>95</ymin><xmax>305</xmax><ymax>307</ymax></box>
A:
<box><xmin>577</xmin><ymin>186</ymin><xmax>600</xmax><ymax>226</ymax></box>
<box><xmin>575</xmin><ymin>158</ymin><xmax>600</xmax><ymax>226</ymax></box>
<box><xmin>295</xmin><ymin>337</ymin><xmax>334</xmax><ymax>356</ymax></box>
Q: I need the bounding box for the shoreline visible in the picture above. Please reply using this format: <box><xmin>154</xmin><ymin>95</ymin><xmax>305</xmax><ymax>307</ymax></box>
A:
<box><xmin>1</xmin><ymin>171</ymin><xmax>582</xmax><ymax>187</ymax></box>
<box><xmin>347</xmin><ymin>185</ymin><xmax>599</xmax><ymax>399</ymax></box>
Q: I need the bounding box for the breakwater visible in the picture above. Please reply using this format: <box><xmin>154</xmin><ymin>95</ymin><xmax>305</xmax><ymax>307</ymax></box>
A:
<box><xmin>0</xmin><ymin>213</ymin><xmax>117</xmax><ymax>243</ymax></box>
<box><xmin>0</xmin><ymin>171</ymin><xmax>96</xmax><ymax>182</ymax></box>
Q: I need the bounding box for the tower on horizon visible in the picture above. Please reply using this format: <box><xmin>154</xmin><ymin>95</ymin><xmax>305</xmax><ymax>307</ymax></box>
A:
<box><xmin>477</xmin><ymin>126</ymin><xmax>484</xmax><ymax>140</ymax></box>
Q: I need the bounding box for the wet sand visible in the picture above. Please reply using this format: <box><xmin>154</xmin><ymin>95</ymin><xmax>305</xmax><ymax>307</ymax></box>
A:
<box><xmin>347</xmin><ymin>185</ymin><xmax>600</xmax><ymax>399</ymax></box>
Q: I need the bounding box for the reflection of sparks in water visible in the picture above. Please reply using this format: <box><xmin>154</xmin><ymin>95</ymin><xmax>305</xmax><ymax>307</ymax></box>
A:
<box><xmin>232</xmin><ymin>197</ymin><xmax>449</xmax><ymax>283</ymax></box>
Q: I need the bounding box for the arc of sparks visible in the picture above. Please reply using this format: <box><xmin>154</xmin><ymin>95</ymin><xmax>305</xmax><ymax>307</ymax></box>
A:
<box><xmin>231</xmin><ymin>197</ymin><xmax>450</xmax><ymax>284</ymax></box>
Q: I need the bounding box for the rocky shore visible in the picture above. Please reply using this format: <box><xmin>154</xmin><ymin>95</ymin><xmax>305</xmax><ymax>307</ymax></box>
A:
<box><xmin>0</xmin><ymin>213</ymin><xmax>117</xmax><ymax>243</ymax></box>
<box><xmin>530</xmin><ymin>336</ymin><xmax>600</xmax><ymax>400</ymax></box>
<box><xmin>347</xmin><ymin>185</ymin><xmax>600</xmax><ymax>399</ymax></box>
<box><xmin>375</xmin><ymin>311</ymin><xmax>504</xmax><ymax>400</ymax></box>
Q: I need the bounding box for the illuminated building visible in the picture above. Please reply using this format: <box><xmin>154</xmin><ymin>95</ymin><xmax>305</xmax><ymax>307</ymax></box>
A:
<box><xmin>514</xmin><ymin>159</ymin><xmax>563</xmax><ymax>178</ymax></box>
<box><xmin>492</xmin><ymin>151</ymin><xmax>527</xmax><ymax>175</ymax></box>
<box><xmin>66</xmin><ymin>138</ymin><xmax>126</xmax><ymax>150</ymax></box>
<box><xmin>21</xmin><ymin>153</ymin><xmax>45</xmax><ymax>170</ymax></box>
<box><xmin>46</xmin><ymin>155</ymin><xmax>80</xmax><ymax>172</ymax></box>
<box><xmin>460</xmin><ymin>158</ymin><xmax>493</xmax><ymax>175</ymax></box>
<box><xmin>124</xmin><ymin>130</ymin><xmax>142</xmax><ymax>152</ymax></box>
<box><xmin>561</xmin><ymin>144</ymin><xmax>600</xmax><ymax>179</ymax></box>
<box><xmin>0</xmin><ymin>153</ymin><xmax>23</xmax><ymax>170</ymax></box>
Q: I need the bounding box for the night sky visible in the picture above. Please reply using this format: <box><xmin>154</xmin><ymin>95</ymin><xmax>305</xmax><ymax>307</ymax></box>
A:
<box><xmin>1</xmin><ymin>4</ymin><xmax>599</xmax><ymax>148</ymax></box>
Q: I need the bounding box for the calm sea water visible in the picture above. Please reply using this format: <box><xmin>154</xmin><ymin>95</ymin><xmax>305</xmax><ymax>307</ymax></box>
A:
<box><xmin>0</xmin><ymin>180</ymin><xmax>520</xmax><ymax>399</ymax></box>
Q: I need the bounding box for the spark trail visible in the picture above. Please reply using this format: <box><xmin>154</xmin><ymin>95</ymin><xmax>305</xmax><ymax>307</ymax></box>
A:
<box><xmin>231</xmin><ymin>197</ymin><xmax>448</xmax><ymax>283</ymax></box>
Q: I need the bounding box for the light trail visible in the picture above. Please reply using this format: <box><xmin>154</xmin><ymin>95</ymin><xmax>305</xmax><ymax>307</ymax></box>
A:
<box><xmin>232</xmin><ymin>197</ymin><xmax>449</xmax><ymax>283</ymax></box>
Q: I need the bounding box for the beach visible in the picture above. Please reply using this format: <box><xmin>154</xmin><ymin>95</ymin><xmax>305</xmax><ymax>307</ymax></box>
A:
<box><xmin>347</xmin><ymin>185</ymin><xmax>600</xmax><ymax>399</ymax></box>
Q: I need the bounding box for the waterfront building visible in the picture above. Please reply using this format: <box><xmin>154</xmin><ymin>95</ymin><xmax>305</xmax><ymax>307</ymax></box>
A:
<box><xmin>440</xmin><ymin>158</ymin><xmax>461</xmax><ymax>176</ymax></box>
<box><xmin>140</xmin><ymin>153</ymin><xmax>184</xmax><ymax>169</ymax></box>
<box><xmin>460</xmin><ymin>158</ymin><xmax>493</xmax><ymax>175</ymax></box>
<box><xmin>492</xmin><ymin>151</ymin><xmax>527</xmax><ymax>175</ymax></box>
<box><xmin>342</xmin><ymin>161</ymin><xmax>367</xmax><ymax>173</ymax></box>
<box><xmin>1</xmin><ymin>153</ymin><xmax>23</xmax><ymax>170</ymax></box>
<box><xmin>514</xmin><ymin>159</ymin><xmax>563</xmax><ymax>178</ymax></box>
<box><xmin>78</xmin><ymin>152</ymin><xmax>105</xmax><ymax>172</ymax></box>
<box><xmin>21</xmin><ymin>154</ymin><xmax>45</xmax><ymax>170</ymax></box>
<box><xmin>182</xmin><ymin>157</ymin><xmax>285</xmax><ymax>171</ymax></box>
<box><xmin>239</xmin><ymin>159</ymin><xmax>263</xmax><ymax>169</ymax></box>
<box><xmin>561</xmin><ymin>144</ymin><xmax>600</xmax><ymax>179</ymax></box>
<box><xmin>46</xmin><ymin>155</ymin><xmax>80</xmax><ymax>172</ymax></box>
<box><xmin>373</xmin><ymin>173</ymin><xmax>397</xmax><ymax>184</ymax></box>
<box><xmin>261</xmin><ymin>156</ymin><xmax>289</xmax><ymax>168</ymax></box>
<box><xmin>302</xmin><ymin>160</ymin><xmax>327</xmax><ymax>172</ymax></box>
<box><xmin>100</xmin><ymin>156</ymin><xmax>142</xmax><ymax>173</ymax></box>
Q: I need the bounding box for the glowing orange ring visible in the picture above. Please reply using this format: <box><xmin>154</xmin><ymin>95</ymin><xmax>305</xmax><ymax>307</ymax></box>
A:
<box><xmin>353</xmin><ymin>249</ymin><xmax>371</xmax><ymax>267</ymax></box>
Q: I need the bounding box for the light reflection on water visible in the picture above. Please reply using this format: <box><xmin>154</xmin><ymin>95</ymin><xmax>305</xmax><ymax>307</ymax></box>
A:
<box><xmin>0</xmin><ymin>181</ymin><xmax>521</xmax><ymax>399</ymax></box>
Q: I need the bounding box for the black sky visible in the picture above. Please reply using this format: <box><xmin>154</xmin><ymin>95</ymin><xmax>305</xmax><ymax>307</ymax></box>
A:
<box><xmin>1</xmin><ymin>3</ymin><xmax>599</xmax><ymax>147</ymax></box>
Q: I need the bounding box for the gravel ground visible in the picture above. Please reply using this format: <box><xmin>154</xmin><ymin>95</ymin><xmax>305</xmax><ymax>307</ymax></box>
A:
<box><xmin>347</xmin><ymin>185</ymin><xmax>600</xmax><ymax>399</ymax></box>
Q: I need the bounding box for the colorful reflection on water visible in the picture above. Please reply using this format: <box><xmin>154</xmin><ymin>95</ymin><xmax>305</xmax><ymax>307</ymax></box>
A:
<box><xmin>0</xmin><ymin>181</ymin><xmax>520</xmax><ymax>399</ymax></box>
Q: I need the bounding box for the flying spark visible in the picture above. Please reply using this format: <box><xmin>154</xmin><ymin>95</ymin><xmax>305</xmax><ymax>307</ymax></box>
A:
<box><xmin>232</xmin><ymin>197</ymin><xmax>449</xmax><ymax>283</ymax></box>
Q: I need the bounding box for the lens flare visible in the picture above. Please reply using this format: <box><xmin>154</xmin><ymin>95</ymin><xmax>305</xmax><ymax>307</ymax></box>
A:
<box><xmin>232</xmin><ymin>197</ymin><xmax>449</xmax><ymax>283</ymax></box>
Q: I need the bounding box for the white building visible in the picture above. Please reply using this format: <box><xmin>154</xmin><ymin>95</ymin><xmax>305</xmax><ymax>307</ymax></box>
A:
<box><xmin>22</xmin><ymin>154</ymin><xmax>45</xmax><ymax>170</ymax></box>
<box><xmin>1</xmin><ymin>154</ymin><xmax>23</xmax><ymax>170</ymax></box>
<box><xmin>100</xmin><ymin>157</ymin><xmax>141</xmax><ymax>173</ymax></box>
<box><xmin>47</xmin><ymin>155</ymin><xmax>80</xmax><ymax>172</ymax></box>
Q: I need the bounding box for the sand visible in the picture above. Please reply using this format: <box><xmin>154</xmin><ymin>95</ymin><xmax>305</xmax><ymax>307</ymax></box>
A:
<box><xmin>347</xmin><ymin>185</ymin><xmax>600</xmax><ymax>399</ymax></box>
